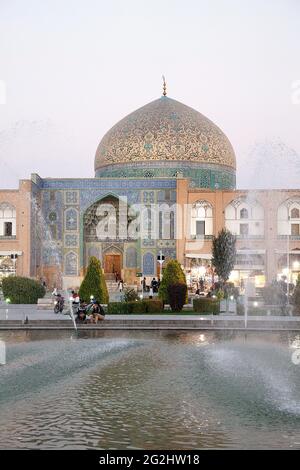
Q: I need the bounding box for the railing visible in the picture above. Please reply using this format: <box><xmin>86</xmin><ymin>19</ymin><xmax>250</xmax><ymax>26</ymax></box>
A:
<box><xmin>0</xmin><ymin>235</ymin><xmax>16</xmax><ymax>240</ymax></box>
<box><xmin>189</xmin><ymin>234</ymin><xmax>265</xmax><ymax>240</ymax></box>
<box><xmin>236</xmin><ymin>235</ymin><xmax>264</xmax><ymax>239</ymax></box>
<box><xmin>234</xmin><ymin>263</ymin><xmax>265</xmax><ymax>268</ymax></box>
<box><xmin>278</xmin><ymin>235</ymin><xmax>300</xmax><ymax>240</ymax></box>
<box><xmin>189</xmin><ymin>235</ymin><xmax>213</xmax><ymax>240</ymax></box>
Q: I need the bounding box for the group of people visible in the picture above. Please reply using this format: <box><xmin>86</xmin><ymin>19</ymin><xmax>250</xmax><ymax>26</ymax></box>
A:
<box><xmin>52</xmin><ymin>288</ymin><xmax>105</xmax><ymax>323</ymax></box>
<box><xmin>142</xmin><ymin>277</ymin><xmax>160</xmax><ymax>298</ymax></box>
<box><xmin>75</xmin><ymin>299</ymin><xmax>105</xmax><ymax>324</ymax></box>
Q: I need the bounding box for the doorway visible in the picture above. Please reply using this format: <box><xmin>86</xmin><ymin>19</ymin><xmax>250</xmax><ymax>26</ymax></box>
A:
<box><xmin>104</xmin><ymin>254</ymin><xmax>121</xmax><ymax>276</ymax></box>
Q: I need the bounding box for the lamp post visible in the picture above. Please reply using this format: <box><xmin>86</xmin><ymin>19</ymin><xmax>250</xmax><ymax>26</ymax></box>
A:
<box><xmin>0</xmin><ymin>340</ymin><xmax>6</xmax><ymax>365</ymax></box>
<box><xmin>10</xmin><ymin>253</ymin><xmax>18</xmax><ymax>276</ymax></box>
<box><xmin>5</xmin><ymin>297</ymin><xmax>10</xmax><ymax>320</ymax></box>
<box><xmin>157</xmin><ymin>250</ymin><xmax>165</xmax><ymax>279</ymax></box>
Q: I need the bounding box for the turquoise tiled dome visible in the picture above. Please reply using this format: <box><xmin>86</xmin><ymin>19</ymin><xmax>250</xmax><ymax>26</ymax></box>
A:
<box><xmin>95</xmin><ymin>96</ymin><xmax>236</xmax><ymax>189</ymax></box>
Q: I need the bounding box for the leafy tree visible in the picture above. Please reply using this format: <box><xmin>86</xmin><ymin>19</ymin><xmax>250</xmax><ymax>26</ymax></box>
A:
<box><xmin>292</xmin><ymin>277</ymin><xmax>300</xmax><ymax>315</ymax></box>
<box><xmin>167</xmin><ymin>283</ymin><xmax>187</xmax><ymax>312</ymax></box>
<box><xmin>79</xmin><ymin>256</ymin><xmax>109</xmax><ymax>303</ymax></box>
<box><xmin>212</xmin><ymin>229</ymin><xmax>236</xmax><ymax>284</ymax></box>
<box><xmin>158</xmin><ymin>259</ymin><xmax>187</xmax><ymax>304</ymax></box>
<box><xmin>2</xmin><ymin>276</ymin><xmax>45</xmax><ymax>304</ymax></box>
<box><xmin>263</xmin><ymin>281</ymin><xmax>286</xmax><ymax>305</ymax></box>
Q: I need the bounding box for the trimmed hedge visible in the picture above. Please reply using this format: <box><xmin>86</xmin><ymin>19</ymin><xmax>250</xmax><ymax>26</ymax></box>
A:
<box><xmin>127</xmin><ymin>301</ymin><xmax>145</xmax><ymax>314</ymax></box>
<box><xmin>193</xmin><ymin>297</ymin><xmax>220</xmax><ymax>314</ymax></box>
<box><xmin>107</xmin><ymin>299</ymin><xmax>164</xmax><ymax>314</ymax></box>
<box><xmin>107</xmin><ymin>302</ymin><xmax>129</xmax><ymax>314</ymax></box>
<box><xmin>2</xmin><ymin>276</ymin><xmax>46</xmax><ymax>304</ymax></box>
<box><xmin>143</xmin><ymin>299</ymin><xmax>163</xmax><ymax>313</ymax></box>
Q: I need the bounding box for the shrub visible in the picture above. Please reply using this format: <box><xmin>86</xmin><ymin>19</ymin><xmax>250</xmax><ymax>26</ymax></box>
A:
<box><xmin>107</xmin><ymin>302</ymin><xmax>129</xmax><ymax>314</ymax></box>
<box><xmin>2</xmin><ymin>276</ymin><xmax>45</xmax><ymax>304</ymax></box>
<box><xmin>143</xmin><ymin>299</ymin><xmax>163</xmax><ymax>313</ymax></box>
<box><xmin>262</xmin><ymin>281</ymin><xmax>286</xmax><ymax>305</ymax></box>
<box><xmin>79</xmin><ymin>256</ymin><xmax>109</xmax><ymax>303</ymax></box>
<box><xmin>123</xmin><ymin>287</ymin><xmax>139</xmax><ymax>302</ymax></box>
<box><xmin>167</xmin><ymin>283</ymin><xmax>187</xmax><ymax>312</ymax></box>
<box><xmin>222</xmin><ymin>283</ymin><xmax>239</xmax><ymax>300</ymax></box>
<box><xmin>127</xmin><ymin>301</ymin><xmax>146</xmax><ymax>314</ymax></box>
<box><xmin>107</xmin><ymin>299</ymin><xmax>164</xmax><ymax>314</ymax></box>
<box><xmin>236</xmin><ymin>302</ymin><xmax>245</xmax><ymax>315</ymax></box>
<box><xmin>159</xmin><ymin>259</ymin><xmax>187</xmax><ymax>304</ymax></box>
<box><xmin>193</xmin><ymin>297</ymin><xmax>220</xmax><ymax>314</ymax></box>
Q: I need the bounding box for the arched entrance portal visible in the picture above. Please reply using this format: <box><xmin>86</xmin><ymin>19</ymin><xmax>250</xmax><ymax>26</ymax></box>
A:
<box><xmin>83</xmin><ymin>195</ymin><xmax>137</xmax><ymax>282</ymax></box>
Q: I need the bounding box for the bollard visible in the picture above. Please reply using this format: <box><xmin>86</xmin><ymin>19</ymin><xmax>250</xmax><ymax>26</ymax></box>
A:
<box><xmin>0</xmin><ymin>340</ymin><xmax>6</xmax><ymax>365</ymax></box>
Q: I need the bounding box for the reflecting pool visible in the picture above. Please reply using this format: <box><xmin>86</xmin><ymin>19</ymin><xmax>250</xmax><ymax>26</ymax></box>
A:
<box><xmin>0</xmin><ymin>330</ymin><xmax>300</xmax><ymax>449</ymax></box>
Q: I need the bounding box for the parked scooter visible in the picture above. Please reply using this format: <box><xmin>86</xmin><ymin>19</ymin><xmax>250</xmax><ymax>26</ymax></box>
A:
<box><xmin>54</xmin><ymin>294</ymin><xmax>64</xmax><ymax>314</ymax></box>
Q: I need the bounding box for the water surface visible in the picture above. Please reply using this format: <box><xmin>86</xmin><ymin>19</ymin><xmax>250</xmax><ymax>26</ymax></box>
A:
<box><xmin>0</xmin><ymin>330</ymin><xmax>300</xmax><ymax>449</ymax></box>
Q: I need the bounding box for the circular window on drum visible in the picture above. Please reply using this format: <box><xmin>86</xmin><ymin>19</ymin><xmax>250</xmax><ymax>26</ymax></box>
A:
<box><xmin>48</xmin><ymin>211</ymin><xmax>57</xmax><ymax>223</ymax></box>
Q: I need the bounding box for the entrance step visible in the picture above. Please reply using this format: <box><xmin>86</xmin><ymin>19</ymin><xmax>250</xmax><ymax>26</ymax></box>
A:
<box><xmin>37</xmin><ymin>298</ymin><xmax>54</xmax><ymax>310</ymax></box>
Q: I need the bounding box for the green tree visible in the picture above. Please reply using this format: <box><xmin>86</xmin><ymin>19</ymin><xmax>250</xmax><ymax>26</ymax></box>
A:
<box><xmin>212</xmin><ymin>228</ymin><xmax>236</xmax><ymax>284</ymax></box>
<box><xmin>167</xmin><ymin>283</ymin><xmax>187</xmax><ymax>312</ymax></box>
<box><xmin>2</xmin><ymin>276</ymin><xmax>45</xmax><ymax>304</ymax></box>
<box><xmin>292</xmin><ymin>276</ymin><xmax>300</xmax><ymax>315</ymax></box>
<box><xmin>158</xmin><ymin>259</ymin><xmax>187</xmax><ymax>304</ymax></box>
<box><xmin>79</xmin><ymin>256</ymin><xmax>109</xmax><ymax>303</ymax></box>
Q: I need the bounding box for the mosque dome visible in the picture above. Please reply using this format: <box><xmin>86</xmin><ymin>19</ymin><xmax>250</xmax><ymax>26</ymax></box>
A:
<box><xmin>94</xmin><ymin>95</ymin><xmax>236</xmax><ymax>189</ymax></box>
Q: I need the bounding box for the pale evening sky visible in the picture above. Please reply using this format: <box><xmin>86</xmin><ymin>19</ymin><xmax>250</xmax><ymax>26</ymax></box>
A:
<box><xmin>0</xmin><ymin>0</ymin><xmax>299</xmax><ymax>189</ymax></box>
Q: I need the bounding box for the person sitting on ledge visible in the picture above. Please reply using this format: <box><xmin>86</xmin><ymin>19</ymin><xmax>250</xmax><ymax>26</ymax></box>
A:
<box><xmin>89</xmin><ymin>300</ymin><xmax>105</xmax><ymax>324</ymax></box>
<box><xmin>76</xmin><ymin>302</ymin><xmax>87</xmax><ymax>323</ymax></box>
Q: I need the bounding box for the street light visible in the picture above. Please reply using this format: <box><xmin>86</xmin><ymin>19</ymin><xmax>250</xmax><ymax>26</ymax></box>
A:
<box><xmin>5</xmin><ymin>298</ymin><xmax>10</xmax><ymax>321</ymax></box>
<box><xmin>10</xmin><ymin>253</ymin><xmax>18</xmax><ymax>276</ymax></box>
<box><xmin>157</xmin><ymin>251</ymin><xmax>165</xmax><ymax>278</ymax></box>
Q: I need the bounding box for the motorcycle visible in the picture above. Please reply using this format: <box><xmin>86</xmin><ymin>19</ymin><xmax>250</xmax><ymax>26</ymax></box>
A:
<box><xmin>54</xmin><ymin>295</ymin><xmax>64</xmax><ymax>313</ymax></box>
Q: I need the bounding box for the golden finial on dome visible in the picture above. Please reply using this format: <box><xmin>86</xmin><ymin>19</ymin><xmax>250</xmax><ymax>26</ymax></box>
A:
<box><xmin>162</xmin><ymin>75</ymin><xmax>167</xmax><ymax>96</ymax></box>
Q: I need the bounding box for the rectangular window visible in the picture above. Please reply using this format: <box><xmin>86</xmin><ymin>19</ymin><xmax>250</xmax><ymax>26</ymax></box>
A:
<box><xmin>170</xmin><ymin>211</ymin><xmax>175</xmax><ymax>239</ymax></box>
<box><xmin>291</xmin><ymin>224</ymin><xmax>300</xmax><ymax>236</ymax></box>
<box><xmin>240</xmin><ymin>223</ymin><xmax>249</xmax><ymax>236</ymax></box>
<box><xmin>4</xmin><ymin>222</ymin><xmax>12</xmax><ymax>236</ymax></box>
<box><xmin>50</xmin><ymin>225</ymin><xmax>57</xmax><ymax>240</ymax></box>
<box><xmin>157</xmin><ymin>191</ymin><xmax>165</xmax><ymax>202</ymax></box>
<box><xmin>159</xmin><ymin>212</ymin><xmax>163</xmax><ymax>239</ymax></box>
<box><xmin>50</xmin><ymin>191</ymin><xmax>56</xmax><ymax>203</ymax></box>
<box><xmin>196</xmin><ymin>220</ymin><xmax>205</xmax><ymax>236</ymax></box>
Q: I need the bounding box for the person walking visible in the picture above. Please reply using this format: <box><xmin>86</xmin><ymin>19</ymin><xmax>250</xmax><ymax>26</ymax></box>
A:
<box><xmin>149</xmin><ymin>286</ymin><xmax>153</xmax><ymax>299</ymax></box>
<box><xmin>118</xmin><ymin>279</ymin><xmax>124</xmax><ymax>292</ymax></box>
<box><xmin>151</xmin><ymin>277</ymin><xmax>158</xmax><ymax>293</ymax></box>
<box><xmin>52</xmin><ymin>287</ymin><xmax>58</xmax><ymax>296</ymax></box>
